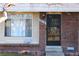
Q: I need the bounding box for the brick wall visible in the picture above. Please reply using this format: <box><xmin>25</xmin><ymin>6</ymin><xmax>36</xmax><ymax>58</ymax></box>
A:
<box><xmin>0</xmin><ymin>12</ymin><xmax>79</xmax><ymax>56</ymax></box>
<box><xmin>77</xmin><ymin>13</ymin><xmax>79</xmax><ymax>55</ymax></box>
<box><xmin>61</xmin><ymin>12</ymin><xmax>78</xmax><ymax>55</ymax></box>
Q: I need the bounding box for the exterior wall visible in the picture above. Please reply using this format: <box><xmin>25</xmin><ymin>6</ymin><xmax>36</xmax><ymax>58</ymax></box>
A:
<box><xmin>61</xmin><ymin>12</ymin><xmax>78</xmax><ymax>56</ymax></box>
<box><xmin>0</xmin><ymin>12</ymin><xmax>46</xmax><ymax>56</ymax></box>
<box><xmin>0</xmin><ymin>12</ymin><xmax>79</xmax><ymax>56</ymax></box>
<box><xmin>77</xmin><ymin>13</ymin><xmax>79</xmax><ymax>55</ymax></box>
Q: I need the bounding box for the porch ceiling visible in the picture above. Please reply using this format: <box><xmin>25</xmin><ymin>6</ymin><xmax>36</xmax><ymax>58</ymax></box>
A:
<box><xmin>0</xmin><ymin>3</ymin><xmax>79</xmax><ymax>12</ymax></box>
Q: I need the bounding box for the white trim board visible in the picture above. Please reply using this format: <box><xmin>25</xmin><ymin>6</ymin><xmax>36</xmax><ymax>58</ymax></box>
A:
<box><xmin>0</xmin><ymin>3</ymin><xmax>79</xmax><ymax>12</ymax></box>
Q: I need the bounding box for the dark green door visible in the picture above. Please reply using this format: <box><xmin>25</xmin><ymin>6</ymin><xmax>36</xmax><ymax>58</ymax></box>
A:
<box><xmin>47</xmin><ymin>14</ymin><xmax>61</xmax><ymax>46</ymax></box>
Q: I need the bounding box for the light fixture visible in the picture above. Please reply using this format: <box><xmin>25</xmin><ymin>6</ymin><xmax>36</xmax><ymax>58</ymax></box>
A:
<box><xmin>40</xmin><ymin>12</ymin><xmax>46</xmax><ymax>20</ymax></box>
<box><xmin>0</xmin><ymin>4</ymin><xmax>15</xmax><ymax>23</ymax></box>
<box><xmin>0</xmin><ymin>11</ymin><xmax>7</xmax><ymax>23</ymax></box>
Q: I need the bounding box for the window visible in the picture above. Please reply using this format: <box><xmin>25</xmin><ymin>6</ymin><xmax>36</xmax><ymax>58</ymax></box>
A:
<box><xmin>5</xmin><ymin>14</ymin><xmax>32</xmax><ymax>37</ymax></box>
<box><xmin>0</xmin><ymin>13</ymin><xmax>39</xmax><ymax>44</ymax></box>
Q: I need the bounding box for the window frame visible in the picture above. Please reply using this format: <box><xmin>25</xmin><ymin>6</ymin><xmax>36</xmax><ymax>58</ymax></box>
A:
<box><xmin>5</xmin><ymin>13</ymin><xmax>33</xmax><ymax>37</ymax></box>
<box><xmin>0</xmin><ymin>12</ymin><xmax>39</xmax><ymax>45</ymax></box>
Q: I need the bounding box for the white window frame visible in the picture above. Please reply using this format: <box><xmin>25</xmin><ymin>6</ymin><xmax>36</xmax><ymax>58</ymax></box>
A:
<box><xmin>0</xmin><ymin>13</ymin><xmax>39</xmax><ymax>44</ymax></box>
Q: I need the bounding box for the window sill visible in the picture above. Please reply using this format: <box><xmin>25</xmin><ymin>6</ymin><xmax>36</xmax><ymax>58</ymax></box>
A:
<box><xmin>0</xmin><ymin>44</ymin><xmax>39</xmax><ymax>47</ymax></box>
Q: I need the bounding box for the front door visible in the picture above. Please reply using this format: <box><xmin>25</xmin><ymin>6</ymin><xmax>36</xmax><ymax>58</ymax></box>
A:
<box><xmin>47</xmin><ymin>14</ymin><xmax>61</xmax><ymax>46</ymax></box>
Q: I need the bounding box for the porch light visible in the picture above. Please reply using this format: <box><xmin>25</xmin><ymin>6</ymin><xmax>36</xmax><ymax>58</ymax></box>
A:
<box><xmin>0</xmin><ymin>4</ymin><xmax>14</xmax><ymax>23</ymax></box>
<box><xmin>0</xmin><ymin>10</ymin><xmax>7</xmax><ymax>23</ymax></box>
<box><xmin>40</xmin><ymin>12</ymin><xmax>46</xmax><ymax>20</ymax></box>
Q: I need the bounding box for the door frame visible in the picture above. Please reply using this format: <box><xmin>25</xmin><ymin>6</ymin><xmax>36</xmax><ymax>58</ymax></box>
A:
<box><xmin>46</xmin><ymin>13</ymin><xmax>62</xmax><ymax>46</ymax></box>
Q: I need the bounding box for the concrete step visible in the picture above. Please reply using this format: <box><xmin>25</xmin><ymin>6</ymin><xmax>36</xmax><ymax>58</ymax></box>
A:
<box><xmin>46</xmin><ymin>49</ymin><xmax>63</xmax><ymax>52</ymax></box>
<box><xmin>45</xmin><ymin>46</ymin><xmax>64</xmax><ymax>56</ymax></box>
<box><xmin>46</xmin><ymin>53</ymin><xmax>64</xmax><ymax>56</ymax></box>
<box><xmin>46</xmin><ymin>51</ymin><xmax>64</xmax><ymax>56</ymax></box>
<box><xmin>45</xmin><ymin>46</ymin><xmax>63</xmax><ymax>52</ymax></box>
<box><xmin>46</xmin><ymin>46</ymin><xmax>62</xmax><ymax>49</ymax></box>
<box><xmin>46</xmin><ymin>51</ymin><xmax>63</xmax><ymax>53</ymax></box>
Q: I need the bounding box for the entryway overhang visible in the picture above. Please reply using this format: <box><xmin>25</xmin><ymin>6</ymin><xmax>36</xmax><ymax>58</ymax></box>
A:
<box><xmin>0</xmin><ymin>3</ymin><xmax>79</xmax><ymax>12</ymax></box>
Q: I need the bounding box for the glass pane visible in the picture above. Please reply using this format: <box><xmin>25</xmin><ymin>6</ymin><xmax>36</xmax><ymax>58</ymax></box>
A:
<box><xmin>5</xmin><ymin>14</ymin><xmax>32</xmax><ymax>37</ymax></box>
<box><xmin>5</xmin><ymin>19</ymin><xmax>11</xmax><ymax>36</ymax></box>
<box><xmin>47</xmin><ymin>15</ymin><xmax>60</xmax><ymax>27</ymax></box>
<box><xmin>48</xmin><ymin>27</ymin><xmax>60</xmax><ymax>36</ymax></box>
<box><xmin>51</xmin><ymin>18</ymin><xmax>60</xmax><ymax>26</ymax></box>
<box><xmin>48</xmin><ymin>36</ymin><xmax>60</xmax><ymax>41</ymax></box>
<box><xmin>11</xmin><ymin>18</ymin><xmax>26</xmax><ymax>36</ymax></box>
<box><xmin>25</xmin><ymin>19</ymin><xmax>32</xmax><ymax>37</ymax></box>
<box><xmin>11</xmin><ymin>15</ymin><xmax>25</xmax><ymax>36</ymax></box>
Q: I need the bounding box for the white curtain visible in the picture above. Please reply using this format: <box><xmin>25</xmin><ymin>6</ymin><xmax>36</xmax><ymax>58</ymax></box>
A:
<box><xmin>5</xmin><ymin>14</ymin><xmax>32</xmax><ymax>37</ymax></box>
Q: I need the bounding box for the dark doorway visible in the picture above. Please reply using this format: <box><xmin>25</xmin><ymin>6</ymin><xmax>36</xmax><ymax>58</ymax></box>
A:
<box><xmin>47</xmin><ymin>14</ymin><xmax>61</xmax><ymax>46</ymax></box>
